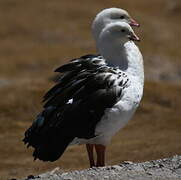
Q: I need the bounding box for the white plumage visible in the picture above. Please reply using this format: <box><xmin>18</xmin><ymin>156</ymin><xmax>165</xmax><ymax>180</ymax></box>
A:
<box><xmin>73</xmin><ymin>22</ymin><xmax>144</xmax><ymax>146</ymax></box>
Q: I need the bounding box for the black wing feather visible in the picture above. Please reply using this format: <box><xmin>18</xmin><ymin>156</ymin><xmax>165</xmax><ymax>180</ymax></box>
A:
<box><xmin>23</xmin><ymin>54</ymin><xmax>129</xmax><ymax>162</ymax></box>
<box><xmin>44</xmin><ymin>78</ymin><xmax>87</xmax><ymax>108</ymax></box>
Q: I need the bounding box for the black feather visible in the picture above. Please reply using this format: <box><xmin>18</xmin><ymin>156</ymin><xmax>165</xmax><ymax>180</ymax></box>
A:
<box><xmin>54</xmin><ymin>61</ymin><xmax>81</xmax><ymax>72</ymax></box>
<box><xmin>23</xmin><ymin>54</ymin><xmax>130</xmax><ymax>162</ymax></box>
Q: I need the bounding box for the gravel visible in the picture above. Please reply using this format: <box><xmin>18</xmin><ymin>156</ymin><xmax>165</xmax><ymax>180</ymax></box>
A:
<box><xmin>21</xmin><ymin>155</ymin><xmax>181</xmax><ymax>180</ymax></box>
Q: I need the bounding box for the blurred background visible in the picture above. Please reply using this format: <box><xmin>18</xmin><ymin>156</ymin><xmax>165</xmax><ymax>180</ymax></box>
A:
<box><xmin>0</xmin><ymin>0</ymin><xmax>181</xmax><ymax>179</ymax></box>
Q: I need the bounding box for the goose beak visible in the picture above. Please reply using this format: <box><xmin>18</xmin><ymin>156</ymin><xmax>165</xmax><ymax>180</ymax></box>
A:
<box><xmin>130</xmin><ymin>18</ymin><xmax>140</xmax><ymax>27</ymax></box>
<box><xmin>129</xmin><ymin>33</ymin><xmax>140</xmax><ymax>41</ymax></box>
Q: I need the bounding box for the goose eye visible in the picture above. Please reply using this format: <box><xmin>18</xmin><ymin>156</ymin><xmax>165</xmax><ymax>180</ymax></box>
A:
<box><xmin>120</xmin><ymin>16</ymin><xmax>124</xmax><ymax>19</ymax></box>
<box><xmin>121</xmin><ymin>29</ymin><xmax>125</xmax><ymax>33</ymax></box>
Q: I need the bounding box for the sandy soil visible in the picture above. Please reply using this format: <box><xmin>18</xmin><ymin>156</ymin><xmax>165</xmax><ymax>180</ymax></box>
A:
<box><xmin>0</xmin><ymin>0</ymin><xmax>181</xmax><ymax>179</ymax></box>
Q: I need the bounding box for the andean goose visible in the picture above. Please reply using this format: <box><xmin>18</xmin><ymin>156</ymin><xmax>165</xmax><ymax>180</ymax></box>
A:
<box><xmin>23</xmin><ymin>10</ymin><xmax>144</xmax><ymax>168</ymax></box>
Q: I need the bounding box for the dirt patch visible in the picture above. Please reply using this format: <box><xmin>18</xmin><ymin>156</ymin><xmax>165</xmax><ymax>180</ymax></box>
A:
<box><xmin>0</xmin><ymin>0</ymin><xmax>181</xmax><ymax>179</ymax></box>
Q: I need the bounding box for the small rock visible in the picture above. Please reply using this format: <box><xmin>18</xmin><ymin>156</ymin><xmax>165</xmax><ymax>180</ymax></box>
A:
<box><xmin>103</xmin><ymin>175</ymin><xmax>109</xmax><ymax>179</ymax></box>
<box><xmin>111</xmin><ymin>165</ymin><xmax>123</xmax><ymax>171</ymax></box>
<box><xmin>50</xmin><ymin>167</ymin><xmax>61</xmax><ymax>175</ymax></box>
<box><xmin>158</xmin><ymin>163</ymin><xmax>164</xmax><ymax>168</ymax></box>
<box><xmin>27</xmin><ymin>175</ymin><xmax>35</xmax><ymax>179</ymax></box>
<box><xmin>123</xmin><ymin>161</ymin><xmax>133</xmax><ymax>164</ymax></box>
<box><xmin>63</xmin><ymin>177</ymin><xmax>72</xmax><ymax>180</ymax></box>
<box><xmin>146</xmin><ymin>172</ymin><xmax>152</xmax><ymax>176</ymax></box>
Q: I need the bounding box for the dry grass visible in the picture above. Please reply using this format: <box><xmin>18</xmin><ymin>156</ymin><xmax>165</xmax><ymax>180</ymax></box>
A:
<box><xmin>0</xmin><ymin>0</ymin><xmax>181</xmax><ymax>179</ymax></box>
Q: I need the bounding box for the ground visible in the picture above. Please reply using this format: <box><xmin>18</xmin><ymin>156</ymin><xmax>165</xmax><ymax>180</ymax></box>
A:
<box><xmin>21</xmin><ymin>155</ymin><xmax>181</xmax><ymax>180</ymax></box>
<box><xmin>0</xmin><ymin>0</ymin><xmax>181</xmax><ymax>179</ymax></box>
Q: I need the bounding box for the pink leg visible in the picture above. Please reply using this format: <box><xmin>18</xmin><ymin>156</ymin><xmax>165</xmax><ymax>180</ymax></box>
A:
<box><xmin>86</xmin><ymin>144</ymin><xmax>95</xmax><ymax>167</ymax></box>
<box><xmin>95</xmin><ymin>144</ymin><xmax>106</xmax><ymax>167</ymax></box>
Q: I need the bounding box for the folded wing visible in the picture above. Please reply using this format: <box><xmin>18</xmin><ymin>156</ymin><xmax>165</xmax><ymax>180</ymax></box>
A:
<box><xmin>23</xmin><ymin>54</ymin><xmax>129</xmax><ymax>162</ymax></box>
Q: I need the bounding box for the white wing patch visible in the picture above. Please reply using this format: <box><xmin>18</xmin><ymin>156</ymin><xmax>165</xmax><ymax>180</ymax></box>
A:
<box><xmin>67</xmin><ymin>99</ymin><xmax>73</xmax><ymax>104</ymax></box>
